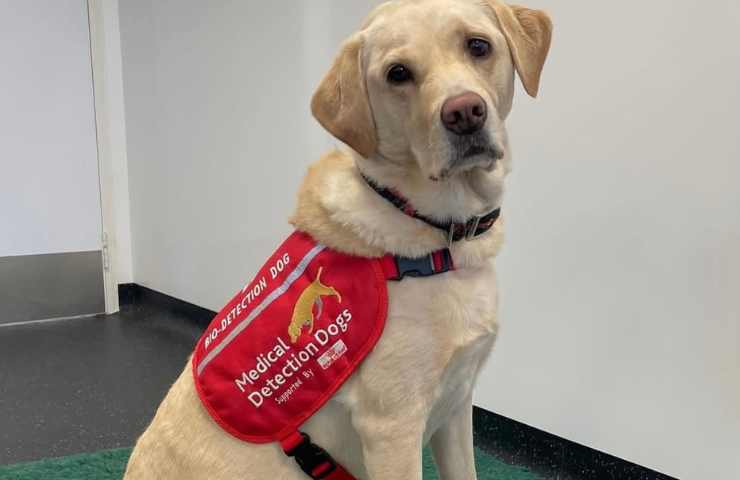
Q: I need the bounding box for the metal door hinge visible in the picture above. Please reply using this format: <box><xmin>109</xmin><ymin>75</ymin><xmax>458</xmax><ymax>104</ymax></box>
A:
<box><xmin>102</xmin><ymin>232</ymin><xmax>111</xmax><ymax>272</ymax></box>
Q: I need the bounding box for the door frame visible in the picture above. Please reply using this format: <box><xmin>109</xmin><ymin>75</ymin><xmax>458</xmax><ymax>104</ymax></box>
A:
<box><xmin>87</xmin><ymin>0</ymin><xmax>132</xmax><ymax>314</ymax></box>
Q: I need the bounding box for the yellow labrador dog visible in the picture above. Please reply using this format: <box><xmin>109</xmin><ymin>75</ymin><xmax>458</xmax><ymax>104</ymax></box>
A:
<box><xmin>124</xmin><ymin>0</ymin><xmax>551</xmax><ymax>478</ymax></box>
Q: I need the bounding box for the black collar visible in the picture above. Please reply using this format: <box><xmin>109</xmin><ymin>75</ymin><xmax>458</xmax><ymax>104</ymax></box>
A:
<box><xmin>361</xmin><ymin>174</ymin><xmax>501</xmax><ymax>244</ymax></box>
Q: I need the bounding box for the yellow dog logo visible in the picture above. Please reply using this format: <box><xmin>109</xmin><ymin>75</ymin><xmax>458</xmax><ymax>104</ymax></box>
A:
<box><xmin>288</xmin><ymin>267</ymin><xmax>342</xmax><ymax>343</ymax></box>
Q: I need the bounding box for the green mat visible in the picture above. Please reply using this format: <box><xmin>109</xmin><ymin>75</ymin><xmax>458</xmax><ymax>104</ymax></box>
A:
<box><xmin>0</xmin><ymin>447</ymin><xmax>540</xmax><ymax>480</ymax></box>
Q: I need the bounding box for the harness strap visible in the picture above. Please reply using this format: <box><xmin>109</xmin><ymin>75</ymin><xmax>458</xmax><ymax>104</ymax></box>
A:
<box><xmin>279</xmin><ymin>248</ymin><xmax>453</xmax><ymax>480</ymax></box>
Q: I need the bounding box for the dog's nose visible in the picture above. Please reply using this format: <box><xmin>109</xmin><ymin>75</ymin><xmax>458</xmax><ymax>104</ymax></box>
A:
<box><xmin>440</xmin><ymin>92</ymin><xmax>487</xmax><ymax>135</ymax></box>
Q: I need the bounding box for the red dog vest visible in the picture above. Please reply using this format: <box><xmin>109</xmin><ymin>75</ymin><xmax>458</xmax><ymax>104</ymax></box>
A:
<box><xmin>193</xmin><ymin>231</ymin><xmax>453</xmax><ymax>479</ymax></box>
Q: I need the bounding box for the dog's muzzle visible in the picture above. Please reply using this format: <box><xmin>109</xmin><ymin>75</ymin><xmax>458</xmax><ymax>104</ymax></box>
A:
<box><xmin>445</xmin><ymin>131</ymin><xmax>504</xmax><ymax>175</ymax></box>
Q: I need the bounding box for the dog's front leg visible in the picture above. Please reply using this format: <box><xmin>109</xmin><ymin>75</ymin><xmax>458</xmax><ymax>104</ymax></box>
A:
<box><xmin>352</xmin><ymin>412</ymin><xmax>424</xmax><ymax>480</ymax></box>
<box><xmin>430</xmin><ymin>395</ymin><xmax>477</xmax><ymax>480</ymax></box>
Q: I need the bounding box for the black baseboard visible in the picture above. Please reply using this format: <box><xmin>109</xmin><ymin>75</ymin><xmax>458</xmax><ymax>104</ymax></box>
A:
<box><xmin>117</xmin><ymin>283</ymin><xmax>678</xmax><ymax>480</ymax></box>
<box><xmin>117</xmin><ymin>283</ymin><xmax>138</xmax><ymax>307</ymax></box>
<box><xmin>118</xmin><ymin>283</ymin><xmax>215</xmax><ymax>328</ymax></box>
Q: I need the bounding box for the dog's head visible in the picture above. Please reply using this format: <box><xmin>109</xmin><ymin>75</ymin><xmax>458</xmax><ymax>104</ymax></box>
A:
<box><xmin>311</xmin><ymin>0</ymin><xmax>552</xmax><ymax>184</ymax></box>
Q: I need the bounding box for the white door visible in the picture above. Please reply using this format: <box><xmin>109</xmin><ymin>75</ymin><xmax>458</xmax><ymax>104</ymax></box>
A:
<box><xmin>0</xmin><ymin>1</ymin><xmax>105</xmax><ymax>324</ymax></box>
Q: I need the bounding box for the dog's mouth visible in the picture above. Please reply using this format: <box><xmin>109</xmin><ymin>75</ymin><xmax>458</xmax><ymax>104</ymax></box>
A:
<box><xmin>461</xmin><ymin>144</ymin><xmax>500</xmax><ymax>160</ymax></box>
<box><xmin>431</xmin><ymin>133</ymin><xmax>504</xmax><ymax>181</ymax></box>
<box><xmin>463</xmin><ymin>145</ymin><xmax>487</xmax><ymax>157</ymax></box>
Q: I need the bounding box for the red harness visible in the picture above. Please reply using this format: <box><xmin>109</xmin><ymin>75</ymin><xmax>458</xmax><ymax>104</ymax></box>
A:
<box><xmin>193</xmin><ymin>231</ymin><xmax>453</xmax><ymax>479</ymax></box>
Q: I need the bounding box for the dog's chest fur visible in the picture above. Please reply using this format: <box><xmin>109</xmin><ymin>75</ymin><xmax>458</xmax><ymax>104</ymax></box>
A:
<box><xmin>290</xmin><ymin>152</ymin><xmax>504</xmax><ymax>448</ymax></box>
<box><xmin>331</xmin><ymin>258</ymin><xmax>499</xmax><ymax>440</ymax></box>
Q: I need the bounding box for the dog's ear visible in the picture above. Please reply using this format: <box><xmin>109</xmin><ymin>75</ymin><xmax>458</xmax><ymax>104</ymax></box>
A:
<box><xmin>311</xmin><ymin>34</ymin><xmax>377</xmax><ymax>157</ymax></box>
<box><xmin>488</xmin><ymin>2</ymin><xmax>552</xmax><ymax>97</ymax></box>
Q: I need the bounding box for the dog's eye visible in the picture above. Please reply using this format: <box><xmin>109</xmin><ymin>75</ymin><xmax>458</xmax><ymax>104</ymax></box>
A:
<box><xmin>467</xmin><ymin>38</ymin><xmax>491</xmax><ymax>58</ymax></box>
<box><xmin>387</xmin><ymin>64</ymin><xmax>413</xmax><ymax>84</ymax></box>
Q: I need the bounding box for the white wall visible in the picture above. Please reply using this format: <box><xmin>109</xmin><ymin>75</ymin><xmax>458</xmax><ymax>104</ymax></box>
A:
<box><xmin>119</xmin><ymin>1</ymin><xmax>381</xmax><ymax>309</ymax></box>
<box><xmin>475</xmin><ymin>1</ymin><xmax>740</xmax><ymax>479</ymax></box>
<box><xmin>0</xmin><ymin>0</ymin><xmax>102</xmax><ymax>257</ymax></box>
<box><xmin>119</xmin><ymin>1</ymin><xmax>739</xmax><ymax>479</ymax></box>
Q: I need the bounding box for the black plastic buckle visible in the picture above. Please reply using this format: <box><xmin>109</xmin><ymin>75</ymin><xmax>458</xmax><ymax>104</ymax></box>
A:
<box><xmin>285</xmin><ymin>433</ymin><xmax>337</xmax><ymax>479</ymax></box>
<box><xmin>393</xmin><ymin>249</ymin><xmax>452</xmax><ymax>280</ymax></box>
<box><xmin>394</xmin><ymin>255</ymin><xmax>435</xmax><ymax>280</ymax></box>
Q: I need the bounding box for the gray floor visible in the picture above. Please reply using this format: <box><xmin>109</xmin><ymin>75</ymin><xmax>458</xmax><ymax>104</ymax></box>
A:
<box><xmin>0</xmin><ymin>297</ymin><xmax>674</xmax><ymax>479</ymax></box>
<box><xmin>0</xmin><ymin>303</ymin><xmax>201</xmax><ymax>465</ymax></box>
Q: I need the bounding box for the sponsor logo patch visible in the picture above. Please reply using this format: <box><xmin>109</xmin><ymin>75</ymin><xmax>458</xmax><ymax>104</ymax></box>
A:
<box><xmin>318</xmin><ymin>339</ymin><xmax>348</xmax><ymax>370</ymax></box>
